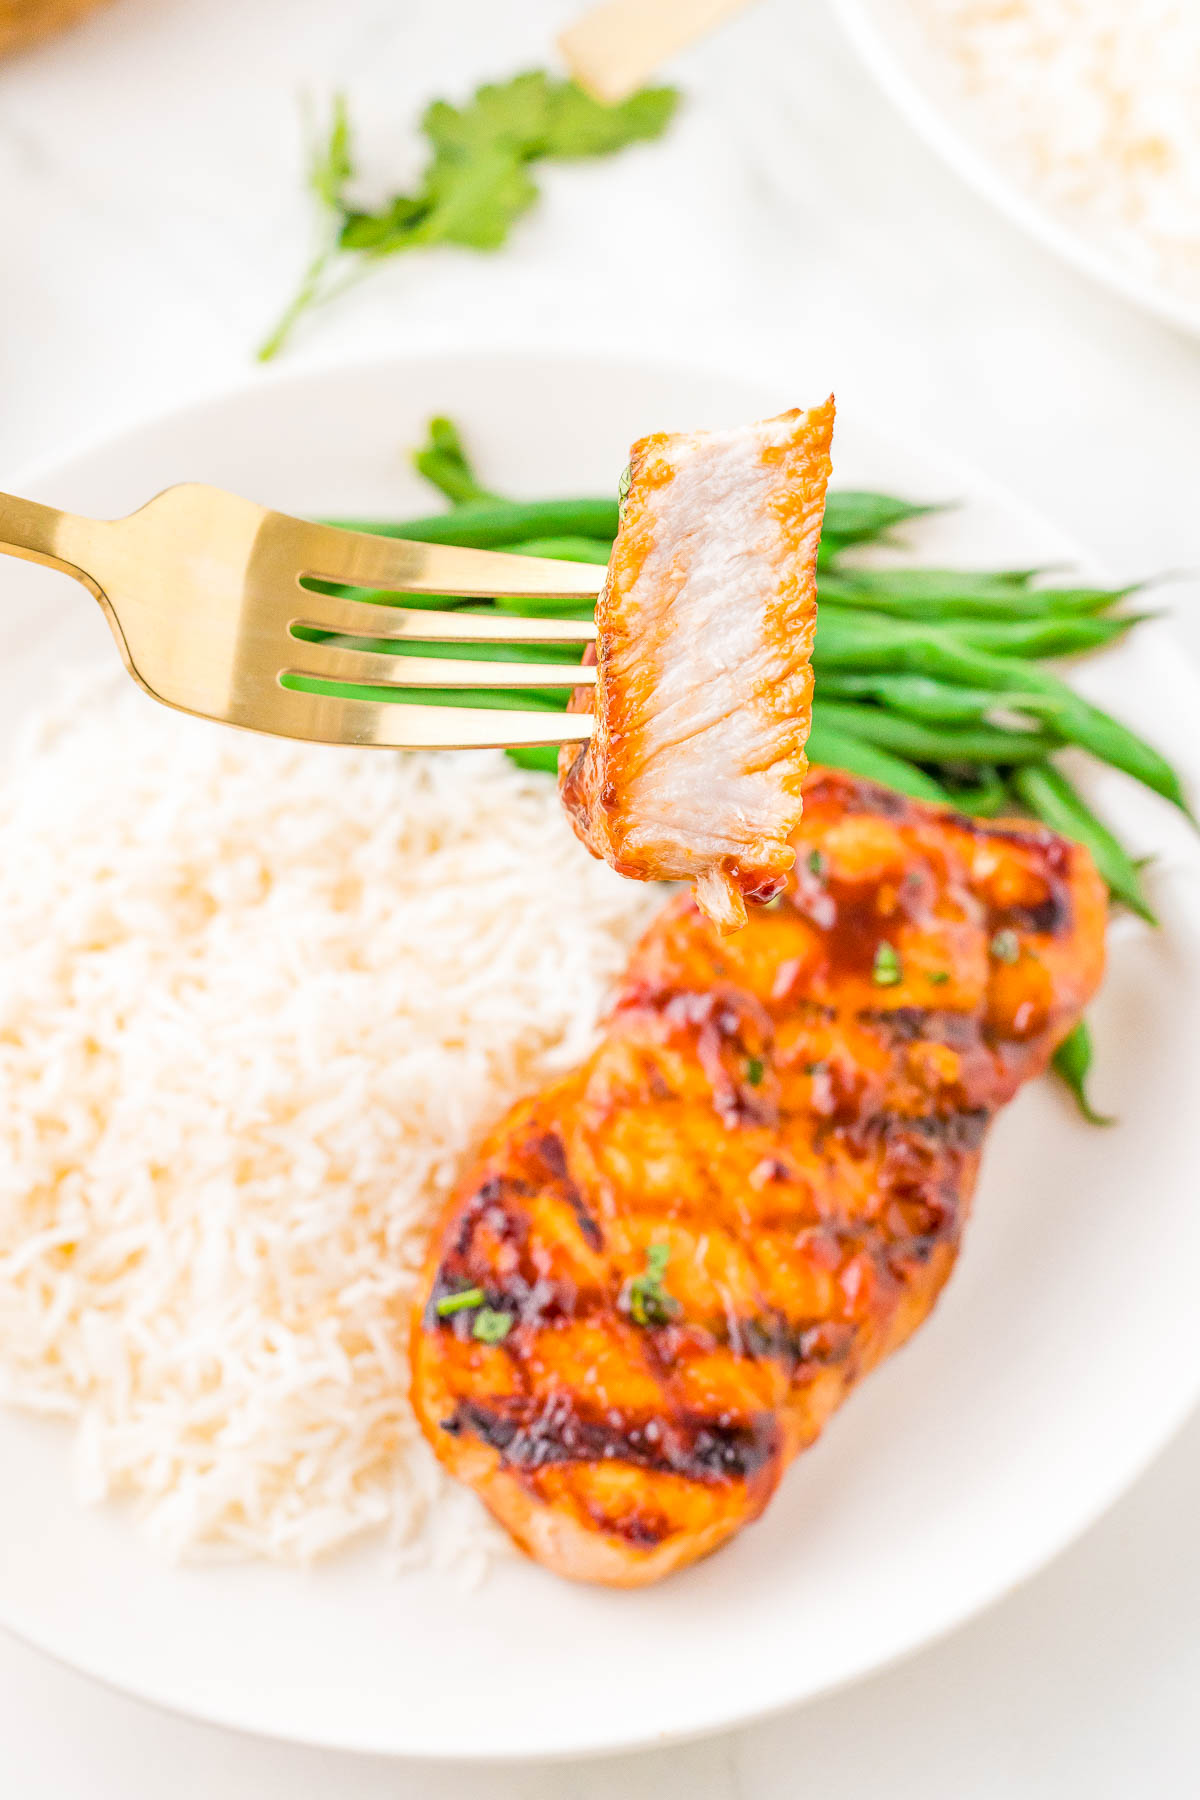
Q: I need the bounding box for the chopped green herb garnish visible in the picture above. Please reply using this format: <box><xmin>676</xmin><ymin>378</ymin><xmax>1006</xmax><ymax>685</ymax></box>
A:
<box><xmin>990</xmin><ymin>928</ymin><xmax>1021</xmax><ymax>964</ymax></box>
<box><xmin>623</xmin><ymin>1242</ymin><xmax>681</xmax><ymax>1329</ymax></box>
<box><xmin>806</xmin><ymin>849</ymin><xmax>826</xmax><ymax>878</ymax></box>
<box><xmin>872</xmin><ymin>941</ymin><xmax>902</xmax><ymax>986</ymax></box>
<box><xmin>745</xmin><ymin>1056</ymin><xmax>765</xmax><ymax>1087</ymax></box>
<box><xmin>260</xmin><ymin>73</ymin><xmax>680</xmax><ymax>359</ymax></box>
<box><xmin>436</xmin><ymin>1286</ymin><xmax>485</xmax><ymax>1318</ymax></box>
<box><xmin>927</xmin><ymin>969</ymin><xmax>951</xmax><ymax>986</ymax></box>
<box><xmin>472</xmin><ymin>1307</ymin><xmax>515</xmax><ymax>1344</ymax></box>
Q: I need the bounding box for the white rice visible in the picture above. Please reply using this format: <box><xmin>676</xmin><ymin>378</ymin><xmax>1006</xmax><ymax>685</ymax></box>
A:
<box><xmin>0</xmin><ymin>674</ymin><xmax>654</xmax><ymax>1566</ymax></box>
<box><xmin>911</xmin><ymin>0</ymin><xmax>1200</xmax><ymax>303</ymax></box>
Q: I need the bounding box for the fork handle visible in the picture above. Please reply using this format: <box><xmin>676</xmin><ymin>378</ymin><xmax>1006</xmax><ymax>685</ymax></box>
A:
<box><xmin>0</xmin><ymin>489</ymin><xmax>93</xmax><ymax>582</ymax></box>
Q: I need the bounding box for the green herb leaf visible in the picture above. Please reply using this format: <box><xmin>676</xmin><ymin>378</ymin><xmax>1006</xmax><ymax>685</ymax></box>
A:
<box><xmin>435</xmin><ymin>1286</ymin><xmax>485</xmax><ymax>1318</ymax></box>
<box><xmin>417</xmin><ymin>146</ymin><xmax>540</xmax><ymax>250</ymax></box>
<box><xmin>745</xmin><ymin>1056</ymin><xmax>765</xmax><ymax>1087</ymax></box>
<box><xmin>623</xmin><ymin>1242</ymin><xmax>681</xmax><ymax>1328</ymax></box>
<box><xmin>472</xmin><ymin>1307</ymin><xmax>515</xmax><ymax>1344</ymax></box>
<box><xmin>990</xmin><ymin>928</ymin><xmax>1021</xmax><ymax>964</ymax></box>
<box><xmin>1051</xmin><ymin>1020</ymin><xmax>1115</xmax><ymax>1127</ymax></box>
<box><xmin>261</xmin><ymin>73</ymin><xmax>680</xmax><ymax>359</ymax></box>
<box><xmin>927</xmin><ymin>969</ymin><xmax>951</xmax><ymax>985</ymax></box>
<box><xmin>422</xmin><ymin>70</ymin><xmax>554</xmax><ymax>162</ymax></box>
<box><xmin>541</xmin><ymin>82</ymin><xmax>680</xmax><ymax>156</ymax></box>
<box><xmin>806</xmin><ymin>849</ymin><xmax>826</xmax><ymax>878</ymax></box>
<box><xmin>339</xmin><ymin>195</ymin><xmax>426</xmax><ymax>254</ymax></box>
<box><xmin>872</xmin><ymin>941</ymin><xmax>902</xmax><ymax>986</ymax></box>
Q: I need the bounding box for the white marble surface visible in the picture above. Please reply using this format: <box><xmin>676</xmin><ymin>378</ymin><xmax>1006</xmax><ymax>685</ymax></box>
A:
<box><xmin>1</xmin><ymin>0</ymin><xmax>1199</xmax><ymax>1791</ymax></box>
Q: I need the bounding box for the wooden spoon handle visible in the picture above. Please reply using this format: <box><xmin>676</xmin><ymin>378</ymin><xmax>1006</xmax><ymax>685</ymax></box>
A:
<box><xmin>559</xmin><ymin>0</ymin><xmax>755</xmax><ymax>103</ymax></box>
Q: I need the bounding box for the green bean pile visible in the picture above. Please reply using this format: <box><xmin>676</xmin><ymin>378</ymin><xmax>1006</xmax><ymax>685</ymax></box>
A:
<box><xmin>314</xmin><ymin>417</ymin><xmax>1189</xmax><ymax>1121</ymax></box>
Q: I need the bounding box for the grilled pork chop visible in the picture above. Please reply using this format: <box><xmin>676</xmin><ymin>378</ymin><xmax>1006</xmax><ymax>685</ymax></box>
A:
<box><xmin>411</xmin><ymin>770</ymin><xmax>1107</xmax><ymax>1586</ymax></box>
<box><xmin>559</xmin><ymin>402</ymin><xmax>835</xmax><ymax>933</ymax></box>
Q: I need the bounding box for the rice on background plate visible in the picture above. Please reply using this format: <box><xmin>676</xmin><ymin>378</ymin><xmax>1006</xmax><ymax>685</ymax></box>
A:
<box><xmin>911</xmin><ymin>0</ymin><xmax>1200</xmax><ymax>305</ymax></box>
<box><xmin>0</xmin><ymin>673</ymin><xmax>655</xmax><ymax>1568</ymax></box>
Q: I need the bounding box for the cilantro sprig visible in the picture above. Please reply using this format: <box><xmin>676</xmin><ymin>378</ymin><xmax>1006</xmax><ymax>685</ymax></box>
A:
<box><xmin>259</xmin><ymin>72</ymin><xmax>680</xmax><ymax>361</ymax></box>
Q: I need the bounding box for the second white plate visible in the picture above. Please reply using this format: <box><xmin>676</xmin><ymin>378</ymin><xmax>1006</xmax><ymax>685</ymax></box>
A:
<box><xmin>833</xmin><ymin>0</ymin><xmax>1200</xmax><ymax>341</ymax></box>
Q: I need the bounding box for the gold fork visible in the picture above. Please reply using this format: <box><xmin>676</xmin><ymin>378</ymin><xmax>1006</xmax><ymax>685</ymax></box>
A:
<box><xmin>0</xmin><ymin>483</ymin><xmax>602</xmax><ymax>749</ymax></box>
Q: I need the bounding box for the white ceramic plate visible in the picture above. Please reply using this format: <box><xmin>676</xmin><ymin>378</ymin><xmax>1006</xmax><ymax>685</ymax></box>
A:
<box><xmin>832</xmin><ymin>0</ymin><xmax>1200</xmax><ymax>341</ymax></box>
<box><xmin>1</xmin><ymin>347</ymin><xmax>1199</xmax><ymax>1761</ymax></box>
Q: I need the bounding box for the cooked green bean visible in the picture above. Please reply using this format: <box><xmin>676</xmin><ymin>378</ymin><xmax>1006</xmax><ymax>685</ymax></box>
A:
<box><xmin>290</xmin><ymin>627</ymin><xmax>583</xmax><ymax>668</ymax></box>
<box><xmin>820</xmin><ymin>492</ymin><xmax>941</xmax><ymax>549</ymax></box>
<box><xmin>818</xmin><ymin>569</ymin><xmax>1131</xmax><ymax>621</ymax></box>
<box><xmin>806</xmin><ymin>719</ymin><xmax>952</xmax><ymax>802</ymax></box>
<box><xmin>1023</xmin><ymin>683</ymin><xmax>1191</xmax><ymax>815</ymax></box>
<box><xmin>299</xmin><ymin>582</ymin><xmax>480</xmax><ymax>611</ymax></box>
<box><xmin>280</xmin><ymin>673</ymin><xmax>572</xmax><ymax>711</ymax></box>
<box><xmin>324</xmin><ymin>497</ymin><xmax>621</xmax><ymax>547</ymax></box>
<box><xmin>801</xmin><ymin>616</ymin><xmax>1186</xmax><ymax>814</ymax></box>
<box><xmin>507</xmin><ymin>744</ymin><xmax>562</xmax><ymax>775</ymax></box>
<box><xmin>1051</xmin><ymin>1020</ymin><xmax>1114</xmax><ymax>1126</ymax></box>
<box><xmin>412</xmin><ymin>417</ymin><xmax>501</xmax><ymax>507</ymax></box>
<box><xmin>945</xmin><ymin>613</ymin><xmax>1146</xmax><ymax>658</ymax></box>
<box><xmin>1011</xmin><ymin>763</ymin><xmax>1156</xmax><ymax>923</ymax></box>
<box><xmin>817</xmin><ymin>605</ymin><xmax>1139</xmax><ymax>664</ymax></box>
<box><xmin>817</xmin><ymin>605</ymin><xmax>1136</xmax><ymax>662</ymax></box>
<box><xmin>813</xmin><ymin>700</ymin><xmax>1059</xmax><ymax>765</ymax></box>
<box><xmin>497</xmin><ymin>536</ymin><xmax>612</xmax><ymax>564</ymax></box>
<box><xmin>814</xmin><ymin>610</ymin><xmax>1031</xmax><ymax>684</ymax></box>
<box><xmin>810</xmin><ymin>668</ymin><xmax>1187</xmax><ymax>813</ymax></box>
<box><xmin>940</xmin><ymin>768</ymin><xmax>1012</xmax><ymax>817</ymax></box>
<box><xmin>813</xmin><ymin>672</ymin><xmax>1009</xmax><ymax>723</ymax></box>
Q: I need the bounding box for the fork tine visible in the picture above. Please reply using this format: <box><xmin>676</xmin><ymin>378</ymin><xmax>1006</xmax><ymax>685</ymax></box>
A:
<box><xmin>292</xmin><ymin>595</ymin><xmax>598</xmax><ymax>645</ymax></box>
<box><xmin>291</xmin><ymin>520</ymin><xmax>606</xmax><ymax>600</ymax></box>
<box><xmin>286</xmin><ymin>643</ymin><xmax>597</xmax><ymax>689</ymax></box>
<box><xmin>266</xmin><ymin>687</ymin><xmax>593</xmax><ymax>751</ymax></box>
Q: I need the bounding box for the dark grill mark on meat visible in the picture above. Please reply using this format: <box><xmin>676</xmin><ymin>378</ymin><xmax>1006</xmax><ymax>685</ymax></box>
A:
<box><xmin>732</xmin><ymin>1313</ymin><xmax>856</xmax><ymax>1374</ymax></box>
<box><xmin>529</xmin><ymin>1130</ymin><xmax>603</xmax><ymax>1249</ymax></box>
<box><xmin>563</xmin><ymin>1186</ymin><xmax>604</xmax><ymax>1250</ymax></box>
<box><xmin>446</xmin><ymin>1396</ymin><xmax>780</xmax><ymax>1485</ymax></box>
<box><xmin>531</xmin><ymin>1132</ymin><xmax>568</xmax><ymax>1178</ymax></box>
<box><xmin>858</xmin><ymin>1005</ymin><xmax>980</xmax><ymax>1052</ymax></box>
<box><xmin>450</xmin><ymin>1176</ymin><xmax>530</xmax><ymax>1259</ymax></box>
<box><xmin>832</xmin><ymin>1104</ymin><xmax>991</xmax><ymax>1161</ymax></box>
<box><xmin>903</xmin><ymin>1107</ymin><xmax>991</xmax><ymax>1152</ymax></box>
<box><xmin>992</xmin><ymin>891</ymin><xmax>1070</xmax><ymax>937</ymax></box>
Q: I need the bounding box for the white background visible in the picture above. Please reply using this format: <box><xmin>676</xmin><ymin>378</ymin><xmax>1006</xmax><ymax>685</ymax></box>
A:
<box><xmin>1</xmin><ymin>0</ymin><xmax>1198</xmax><ymax>1792</ymax></box>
